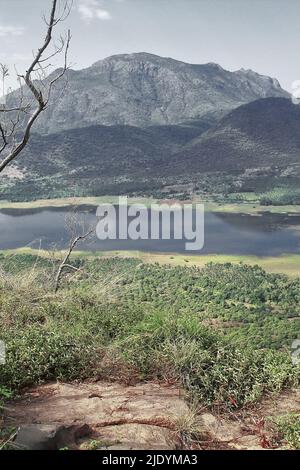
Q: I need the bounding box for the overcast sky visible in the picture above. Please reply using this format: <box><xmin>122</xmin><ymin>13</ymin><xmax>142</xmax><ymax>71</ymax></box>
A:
<box><xmin>0</xmin><ymin>0</ymin><xmax>299</xmax><ymax>92</ymax></box>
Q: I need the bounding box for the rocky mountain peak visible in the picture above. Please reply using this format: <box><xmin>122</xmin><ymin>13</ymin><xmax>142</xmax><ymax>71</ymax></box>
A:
<box><xmin>8</xmin><ymin>53</ymin><xmax>289</xmax><ymax>134</ymax></box>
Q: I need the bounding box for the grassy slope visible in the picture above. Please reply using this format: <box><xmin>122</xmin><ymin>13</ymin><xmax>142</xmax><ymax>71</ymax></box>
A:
<box><xmin>0</xmin><ymin>255</ymin><xmax>299</xmax><ymax>410</ymax></box>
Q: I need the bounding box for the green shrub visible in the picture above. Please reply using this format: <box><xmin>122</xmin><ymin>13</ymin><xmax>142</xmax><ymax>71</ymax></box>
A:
<box><xmin>116</xmin><ymin>310</ymin><xmax>300</xmax><ymax>408</ymax></box>
<box><xmin>272</xmin><ymin>413</ymin><xmax>300</xmax><ymax>449</ymax></box>
<box><xmin>0</xmin><ymin>325</ymin><xmax>101</xmax><ymax>389</ymax></box>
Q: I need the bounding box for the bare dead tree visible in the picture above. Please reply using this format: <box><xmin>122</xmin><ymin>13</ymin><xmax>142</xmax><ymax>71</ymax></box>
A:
<box><xmin>54</xmin><ymin>207</ymin><xmax>95</xmax><ymax>292</ymax></box>
<box><xmin>0</xmin><ymin>0</ymin><xmax>72</xmax><ymax>173</ymax></box>
<box><xmin>54</xmin><ymin>230</ymin><xmax>93</xmax><ymax>293</ymax></box>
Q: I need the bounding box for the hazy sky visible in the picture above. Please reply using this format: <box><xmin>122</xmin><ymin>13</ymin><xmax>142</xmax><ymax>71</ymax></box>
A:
<box><xmin>0</xmin><ymin>0</ymin><xmax>299</xmax><ymax>92</ymax></box>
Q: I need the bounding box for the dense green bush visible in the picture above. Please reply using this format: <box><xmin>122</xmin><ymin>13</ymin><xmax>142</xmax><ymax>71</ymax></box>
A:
<box><xmin>116</xmin><ymin>310</ymin><xmax>299</xmax><ymax>407</ymax></box>
<box><xmin>271</xmin><ymin>413</ymin><xmax>300</xmax><ymax>449</ymax></box>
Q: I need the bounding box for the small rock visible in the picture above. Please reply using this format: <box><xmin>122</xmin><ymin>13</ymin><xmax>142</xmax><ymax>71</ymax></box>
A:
<box><xmin>14</xmin><ymin>425</ymin><xmax>60</xmax><ymax>450</ymax></box>
<box><xmin>13</xmin><ymin>424</ymin><xmax>91</xmax><ymax>450</ymax></box>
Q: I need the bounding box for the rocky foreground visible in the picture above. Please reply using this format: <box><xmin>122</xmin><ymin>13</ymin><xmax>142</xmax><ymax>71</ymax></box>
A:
<box><xmin>4</xmin><ymin>382</ymin><xmax>300</xmax><ymax>450</ymax></box>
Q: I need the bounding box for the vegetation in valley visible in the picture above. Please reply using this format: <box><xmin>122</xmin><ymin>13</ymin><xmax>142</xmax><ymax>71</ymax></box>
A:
<box><xmin>2</xmin><ymin>164</ymin><xmax>300</xmax><ymax>208</ymax></box>
<box><xmin>0</xmin><ymin>254</ymin><xmax>299</xmax><ymax>411</ymax></box>
<box><xmin>2</xmin><ymin>97</ymin><xmax>300</xmax><ymax>206</ymax></box>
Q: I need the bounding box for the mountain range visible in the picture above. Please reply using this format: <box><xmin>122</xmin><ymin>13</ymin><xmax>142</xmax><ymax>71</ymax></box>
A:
<box><xmin>8</xmin><ymin>52</ymin><xmax>288</xmax><ymax>134</ymax></box>
<box><xmin>2</xmin><ymin>53</ymin><xmax>299</xmax><ymax>203</ymax></box>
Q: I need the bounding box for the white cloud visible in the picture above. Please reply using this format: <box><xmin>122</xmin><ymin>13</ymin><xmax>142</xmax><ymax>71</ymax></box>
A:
<box><xmin>95</xmin><ymin>9</ymin><xmax>111</xmax><ymax>20</ymax></box>
<box><xmin>77</xmin><ymin>0</ymin><xmax>112</xmax><ymax>22</ymax></box>
<box><xmin>0</xmin><ymin>25</ymin><xmax>25</xmax><ymax>37</ymax></box>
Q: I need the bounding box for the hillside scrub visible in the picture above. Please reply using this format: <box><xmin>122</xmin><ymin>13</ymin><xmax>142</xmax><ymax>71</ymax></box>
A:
<box><xmin>0</xmin><ymin>254</ymin><xmax>299</xmax><ymax>409</ymax></box>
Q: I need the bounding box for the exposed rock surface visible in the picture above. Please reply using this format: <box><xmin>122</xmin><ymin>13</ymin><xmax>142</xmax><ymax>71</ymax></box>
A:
<box><xmin>5</xmin><ymin>382</ymin><xmax>190</xmax><ymax>450</ymax></box>
<box><xmin>8</xmin><ymin>53</ymin><xmax>289</xmax><ymax>134</ymax></box>
<box><xmin>4</xmin><ymin>382</ymin><xmax>300</xmax><ymax>450</ymax></box>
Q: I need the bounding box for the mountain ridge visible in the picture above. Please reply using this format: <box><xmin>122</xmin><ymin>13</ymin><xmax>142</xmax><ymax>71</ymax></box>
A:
<box><xmin>169</xmin><ymin>97</ymin><xmax>300</xmax><ymax>173</ymax></box>
<box><xmin>7</xmin><ymin>52</ymin><xmax>289</xmax><ymax>135</ymax></box>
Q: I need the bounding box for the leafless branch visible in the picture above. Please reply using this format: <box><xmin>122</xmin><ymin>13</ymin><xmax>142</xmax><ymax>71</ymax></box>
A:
<box><xmin>0</xmin><ymin>105</ymin><xmax>30</xmax><ymax>113</ymax></box>
<box><xmin>54</xmin><ymin>230</ymin><xmax>93</xmax><ymax>293</ymax></box>
<box><xmin>0</xmin><ymin>123</ymin><xmax>8</xmax><ymax>154</ymax></box>
<box><xmin>0</xmin><ymin>0</ymin><xmax>72</xmax><ymax>173</ymax></box>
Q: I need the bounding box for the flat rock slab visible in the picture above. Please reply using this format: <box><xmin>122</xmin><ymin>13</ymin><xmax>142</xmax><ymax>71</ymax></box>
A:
<box><xmin>5</xmin><ymin>383</ymin><xmax>300</xmax><ymax>450</ymax></box>
<box><xmin>5</xmin><ymin>382</ymin><xmax>190</xmax><ymax>450</ymax></box>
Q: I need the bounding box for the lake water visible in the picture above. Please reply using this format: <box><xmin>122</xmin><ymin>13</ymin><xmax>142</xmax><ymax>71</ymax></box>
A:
<box><xmin>0</xmin><ymin>205</ymin><xmax>300</xmax><ymax>256</ymax></box>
